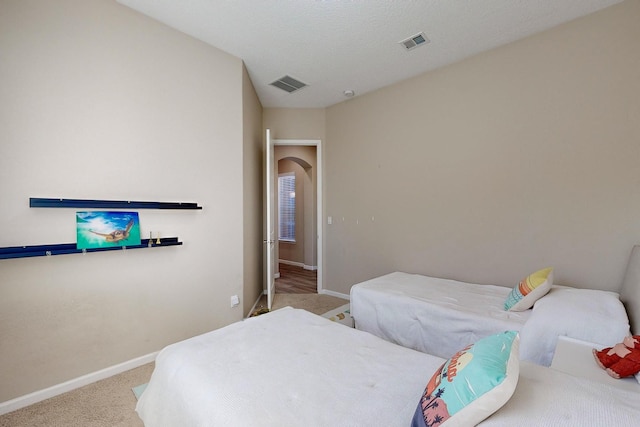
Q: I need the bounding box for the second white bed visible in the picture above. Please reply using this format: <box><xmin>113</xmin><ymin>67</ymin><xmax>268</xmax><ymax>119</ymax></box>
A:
<box><xmin>350</xmin><ymin>271</ymin><xmax>630</xmax><ymax>365</ymax></box>
<box><xmin>350</xmin><ymin>272</ymin><xmax>530</xmax><ymax>359</ymax></box>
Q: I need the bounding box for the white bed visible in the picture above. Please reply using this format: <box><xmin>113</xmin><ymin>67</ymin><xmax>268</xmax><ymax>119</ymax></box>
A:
<box><xmin>350</xmin><ymin>272</ymin><xmax>631</xmax><ymax>365</ymax></box>
<box><xmin>350</xmin><ymin>272</ymin><xmax>530</xmax><ymax>359</ymax></box>
<box><xmin>136</xmin><ymin>307</ymin><xmax>640</xmax><ymax>427</ymax></box>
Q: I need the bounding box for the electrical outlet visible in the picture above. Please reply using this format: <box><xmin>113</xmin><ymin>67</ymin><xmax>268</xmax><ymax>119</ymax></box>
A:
<box><xmin>230</xmin><ymin>295</ymin><xmax>240</xmax><ymax>308</ymax></box>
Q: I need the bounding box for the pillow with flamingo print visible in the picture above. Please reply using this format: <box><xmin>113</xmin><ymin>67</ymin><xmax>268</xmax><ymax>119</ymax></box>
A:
<box><xmin>411</xmin><ymin>331</ymin><xmax>520</xmax><ymax>427</ymax></box>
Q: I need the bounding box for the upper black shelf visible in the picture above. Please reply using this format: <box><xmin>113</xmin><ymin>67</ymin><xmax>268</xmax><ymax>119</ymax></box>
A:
<box><xmin>30</xmin><ymin>198</ymin><xmax>202</xmax><ymax>210</ymax></box>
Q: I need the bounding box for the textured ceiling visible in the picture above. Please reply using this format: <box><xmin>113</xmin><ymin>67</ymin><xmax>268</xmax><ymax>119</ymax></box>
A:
<box><xmin>116</xmin><ymin>0</ymin><xmax>622</xmax><ymax>109</ymax></box>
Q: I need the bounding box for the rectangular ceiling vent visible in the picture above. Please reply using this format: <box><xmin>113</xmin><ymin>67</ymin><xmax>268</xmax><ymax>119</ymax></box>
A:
<box><xmin>270</xmin><ymin>75</ymin><xmax>308</xmax><ymax>93</ymax></box>
<box><xmin>399</xmin><ymin>32</ymin><xmax>430</xmax><ymax>51</ymax></box>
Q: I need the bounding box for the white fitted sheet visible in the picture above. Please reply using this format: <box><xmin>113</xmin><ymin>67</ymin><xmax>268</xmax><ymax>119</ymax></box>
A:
<box><xmin>350</xmin><ymin>272</ymin><xmax>530</xmax><ymax>359</ymax></box>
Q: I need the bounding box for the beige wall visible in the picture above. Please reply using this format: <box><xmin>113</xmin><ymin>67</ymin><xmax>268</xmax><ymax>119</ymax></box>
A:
<box><xmin>264</xmin><ymin>108</ymin><xmax>326</xmax><ymax>141</ymax></box>
<box><xmin>0</xmin><ymin>0</ymin><xmax>256</xmax><ymax>402</ymax></box>
<box><xmin>242</xmin><ymin>64</ymin><xmax>264</xmax><ymax>314</ymax></box>
<box><xmin>324</xmin><ymin>0</ymin><xmax>640</xmax><ymax>295</ymax></box>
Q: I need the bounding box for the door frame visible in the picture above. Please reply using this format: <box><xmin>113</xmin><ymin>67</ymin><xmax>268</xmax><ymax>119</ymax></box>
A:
<box><xmin>272</xmin><ymin>138</ymin><xmax>323</xmax><ymax>294</ymax></box>
<box><xmin>265</xmin><ymin>129</ymin><xmax>276</xmax><ymax>309</ymax></box>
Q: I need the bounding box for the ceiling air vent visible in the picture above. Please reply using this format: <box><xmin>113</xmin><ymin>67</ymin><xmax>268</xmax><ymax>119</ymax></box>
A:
<box><xmin>270</xmin><ymin>75</ymin><xmax>308</xmax><ymax>93</ymax></box>
<box><xmin>399</xmin><ymin>32</ymin><xmax>430</xmax><ymax>51</ymax></box>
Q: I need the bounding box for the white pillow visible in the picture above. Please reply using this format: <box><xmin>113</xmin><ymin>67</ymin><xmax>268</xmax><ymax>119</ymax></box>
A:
<box><xmin>504</xmin><ymin>267</ymin><xmax>553</xmax><ymax>311</ymax></box>
<box><xmin>411</xmin><ymin>331</ymin><xmax>520</xmax><ymax>427</ymax></box>
<box><xmin>519</xmin><ymin>286</ymin><xmax>631</xmax><ymax>366</ymax></box>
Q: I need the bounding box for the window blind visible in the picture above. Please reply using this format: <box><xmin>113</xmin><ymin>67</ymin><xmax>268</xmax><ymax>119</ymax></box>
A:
<box><xmin>278</xmin><ymin>173</ymin><xmax>296</xmax><ymax>242</ymax></box>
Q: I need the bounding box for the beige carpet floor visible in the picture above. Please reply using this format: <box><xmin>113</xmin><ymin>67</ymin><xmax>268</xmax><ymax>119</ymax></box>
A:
<box><xmin>0</xmin><ymin>293</ymin><xmax>347</xmax><ymax>427</ymax></box>
<box><xmin>253</xmin><ymin>292</ymin><xmax>347</xmax><ymax>316</ymax></box>
<box><xmin>0</xmin><ymin>363</ymin><xmax>153</xmax><ymax>427</ymax></box>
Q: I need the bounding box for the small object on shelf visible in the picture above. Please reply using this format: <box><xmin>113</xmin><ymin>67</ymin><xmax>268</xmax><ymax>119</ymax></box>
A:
<box><xmin>156</xmin><ymin>232</ymin><xmax>161</xmax><ymax>245</ymax></box>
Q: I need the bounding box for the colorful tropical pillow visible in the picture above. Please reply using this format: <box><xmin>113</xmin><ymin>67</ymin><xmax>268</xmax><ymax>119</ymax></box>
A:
<box><xmin>411</xmin><ymin>331</ymin><xmax>520</xmax><ymax>427</ymax></box>
<box><xmin>504</xmin><ymin>267</ymin><xmax>553</xmax><ymax>311</ymax></box>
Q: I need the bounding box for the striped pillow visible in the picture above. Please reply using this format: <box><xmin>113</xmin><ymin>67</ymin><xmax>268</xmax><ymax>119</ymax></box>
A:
<box><xmin>504</xmin><ymin>267</ymin><xmax>553</xmax><ymax>311</ymax></box>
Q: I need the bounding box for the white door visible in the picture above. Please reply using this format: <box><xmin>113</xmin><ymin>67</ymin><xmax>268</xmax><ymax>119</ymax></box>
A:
<box><xmin>265</xmin><ymin>129</ymin><xmax>276</xmax><ymax>310</ymax></box>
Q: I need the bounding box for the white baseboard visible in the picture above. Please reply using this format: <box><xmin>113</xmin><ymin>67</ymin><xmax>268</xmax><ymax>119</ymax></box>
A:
<box><xmin>278</xmin><ymin>259</ymin><xmax>303</xmax><ymax>267</ymax></box>
<box><xmin>278</xmin><ymin>259</ymin><xmax>317</xmax><ymax>271</ymax></box>
<box><xmin>260</xmin><ymin>288</ymin><xmax>348</xmax><ymax>301</ymax></box>
<box><xmin>247</xmin><ymin>293</ymin><xmax>266</xmax><ymax>318</ymax></box>
<box><xmin>0</xmin><ymin>351</ymin><xmax>158</xmax><ymax>416</ymax></box>
<box><xmin>320</xmin><ymin>289</ymin><xmax>350</xmax><ymax>300</ymax></box>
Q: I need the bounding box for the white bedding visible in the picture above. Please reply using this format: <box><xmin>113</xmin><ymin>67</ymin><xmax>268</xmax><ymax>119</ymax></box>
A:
<box><xmin>350</xmin><ymin>272</ymin><xmax>630</xmax><ymax>366</ymax></box>
<box><xmin>137</xmin><ymin>307</ymin><xmax>640</xmax><ymax>427</ymax></box>
<box><xmin>483</xmin><ymin>362</ymin><xmax>640</xmax><ymax>426</ymax></box>
<box><xmin>136</xmin><ymin>307</ymin><xmax>440</xmax><ymax>427</ymax></box>
<box><xmin>350</xmin><ymin>272</ymin><xmax>530</xmax><ymax>359</ymax></box>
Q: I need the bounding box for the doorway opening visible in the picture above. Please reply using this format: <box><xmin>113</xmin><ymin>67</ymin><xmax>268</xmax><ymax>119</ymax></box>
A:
<box><xmin>275</xmin><ymin>262</ymin><xmax>317</xmax><ymax>293</ymax></box>
<box><xmin>273</xmin><ymin>139</ymin><xmax>322</xmax><ymax>295</ymax></box>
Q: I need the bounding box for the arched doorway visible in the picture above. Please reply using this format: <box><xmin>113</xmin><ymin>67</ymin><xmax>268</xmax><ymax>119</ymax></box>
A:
<box><xmin>274</xmin><ymin>145</ymin><xmax>318</xmax><ymax>293</ymax></box>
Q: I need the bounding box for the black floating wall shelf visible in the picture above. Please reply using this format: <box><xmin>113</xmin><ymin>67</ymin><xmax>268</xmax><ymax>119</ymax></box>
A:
<box><xmin>30</xmin><ymin>198</ymin><xmax>202</xmax><ymax>210</ymax></box>
<box><xmin>0</xmin><ymin>238</ymin><xmax>182</xmax><ymax>260</ymax></box>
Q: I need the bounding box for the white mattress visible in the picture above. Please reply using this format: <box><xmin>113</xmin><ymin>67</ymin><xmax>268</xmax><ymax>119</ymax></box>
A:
<box><xmin>136</xmin><ymin>307</ymin><xmax>640</xmax><ymax>427</ymax></box>
<box><xmin>136</xmin><ymin>307</ymin><xmax>440</xmax><ymax>427</ymax></box>
<box><xmin>350</xmin><ymin>272</ymin><xmax>530</xmax><ymax>359</ymax></box>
